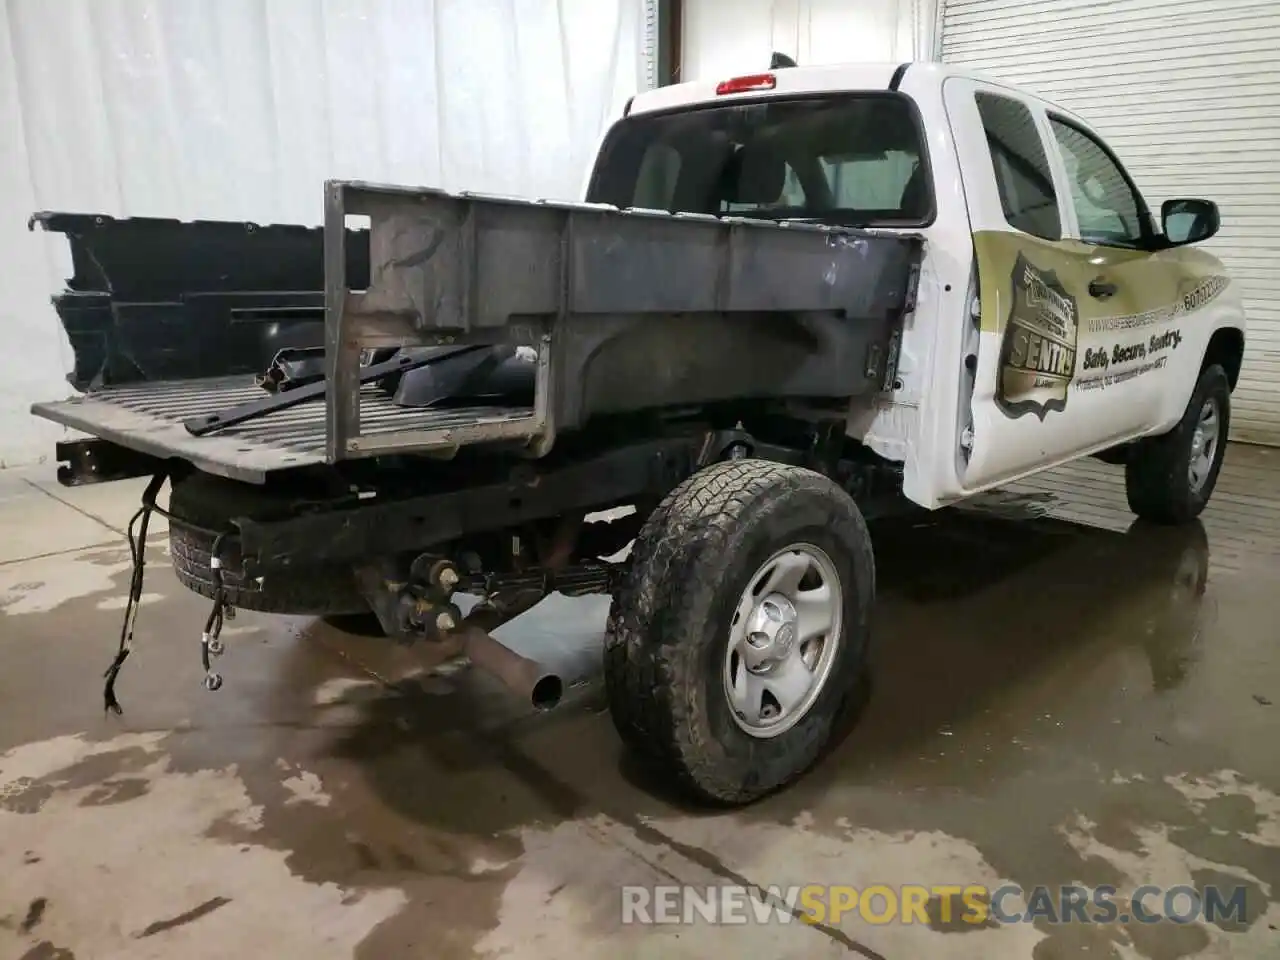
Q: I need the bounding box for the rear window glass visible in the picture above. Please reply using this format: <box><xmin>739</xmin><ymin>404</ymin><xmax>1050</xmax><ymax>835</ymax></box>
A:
<box><xmin>587</xmin><ymin>95</ymin><xmax>931</xmax><ymax>228</ymax></box>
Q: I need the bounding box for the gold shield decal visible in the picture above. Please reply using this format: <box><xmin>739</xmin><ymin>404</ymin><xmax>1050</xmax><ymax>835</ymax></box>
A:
<box><xmin>997</xmin><ymin>253</ymin><xmax>1080</xmax><ymax>420</ymax></box>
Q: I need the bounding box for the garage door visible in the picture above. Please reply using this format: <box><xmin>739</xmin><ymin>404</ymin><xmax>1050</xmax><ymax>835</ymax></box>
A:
<box><xmin>941</xmin><ymin>0</ymin><xmax>1280</xmax><ymax>445</ymax></box>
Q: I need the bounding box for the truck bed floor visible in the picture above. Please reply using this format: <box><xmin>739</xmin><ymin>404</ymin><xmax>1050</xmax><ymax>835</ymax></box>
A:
<box><xmin>31</xmin><ymin>376</ymin><xmax>535</xmax><ymax>483</ymax></box>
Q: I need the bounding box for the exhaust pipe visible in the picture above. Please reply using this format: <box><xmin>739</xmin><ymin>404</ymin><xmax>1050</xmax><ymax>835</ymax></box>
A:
<box><xmin>460</xmin><ymin>627</ymin><xmax>564</xmax><ymax>710</ymax></box>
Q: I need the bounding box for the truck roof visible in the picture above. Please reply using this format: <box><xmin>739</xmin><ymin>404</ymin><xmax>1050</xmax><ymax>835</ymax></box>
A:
<box><xmin>627</xmin><ymin>61</ymin><xmax>1083</xmax><ymax>125</ymax></box>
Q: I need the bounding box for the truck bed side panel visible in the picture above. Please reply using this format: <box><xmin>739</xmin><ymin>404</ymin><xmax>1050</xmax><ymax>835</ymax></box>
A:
<box><xmin>328</xmin><ymin>181</ymin><xmax>923</xmax><ymax>456</ymax></box>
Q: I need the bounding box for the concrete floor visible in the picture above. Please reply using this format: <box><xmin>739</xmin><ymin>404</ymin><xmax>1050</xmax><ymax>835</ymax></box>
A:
<box><xmin>2</xmin><ymin>448</ymin><xmax>1279</xmax><ymax>960</ymax></box>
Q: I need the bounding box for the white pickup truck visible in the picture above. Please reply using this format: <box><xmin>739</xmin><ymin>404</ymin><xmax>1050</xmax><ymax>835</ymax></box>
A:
<box><xmin>30</xmin><ymin>59</ymin><xmax>1244</xmax><ymax>805</ymax></box>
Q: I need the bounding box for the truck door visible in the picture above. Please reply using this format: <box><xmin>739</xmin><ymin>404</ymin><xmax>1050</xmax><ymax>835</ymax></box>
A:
<box><xmin>941</xmin><ymin>77</ymin><xmax>1174</xmax><ymax>491</ymax></box>
<box><xmin>1040</xmin><ymin>113</ymin><xmax>1194</xmax><ymax>430</ymax></box>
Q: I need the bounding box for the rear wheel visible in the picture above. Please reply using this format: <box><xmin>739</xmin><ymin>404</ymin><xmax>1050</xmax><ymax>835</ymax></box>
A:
<box><xmin>604</xmin><ymin>459</ymin><xmax>874</xmax><ymax>805</ymax></box>
<box><xmin>1125</xmin><ymin>364</ymin><xmax>1230</xmax><ymax>524</ymax></box>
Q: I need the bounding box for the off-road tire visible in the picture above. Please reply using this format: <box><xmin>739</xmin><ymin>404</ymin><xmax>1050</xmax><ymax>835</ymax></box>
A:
<box><xmin>604</xmin><ymin>459</ymin><xmax>874</xmax><ymax>805</ymax></box>
<box><xmin>168</xmin><ymin>473</ymin><xmax>368</xmax><ymax>616</ymax></box>
<box><xmin>1125</xmin><ymin>363</ymin><xmax>1230</xmax><ymax>525</ymax></box>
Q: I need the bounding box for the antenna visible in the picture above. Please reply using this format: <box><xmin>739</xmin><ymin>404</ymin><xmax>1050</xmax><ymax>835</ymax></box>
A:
<box><xmin>770</xmin><ymin>51</ymin><xmax>798</xmax><ymax>69</ymax></box>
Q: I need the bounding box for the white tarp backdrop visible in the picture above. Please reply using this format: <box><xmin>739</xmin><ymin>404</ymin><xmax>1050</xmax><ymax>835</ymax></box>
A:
<box><xmin>0</xmin><ymin>0</ymin><xmax>648</xmax><ymax>468</ymax></box>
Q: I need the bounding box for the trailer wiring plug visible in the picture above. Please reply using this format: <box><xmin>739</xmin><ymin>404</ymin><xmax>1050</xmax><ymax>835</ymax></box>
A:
<box><xmin>101</xmin><ymin>470</ymin><xmax>239</xmax><ymax>712</ymax></box>
<box><xmin>200</xmin><ymin>534</ymin><xmax>230</xmax><ymax>692</ymax></box>
<box><xmin>103</xmin><ymin>470</ymin><xmax>167</xmax><ymax>715</ymax></box>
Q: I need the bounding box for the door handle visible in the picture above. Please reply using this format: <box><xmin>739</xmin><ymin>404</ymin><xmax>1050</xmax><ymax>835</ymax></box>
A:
<box><xmin>1088</xmin><ymin>277</ymin><xmax>1118</xmax><ymax>300</ymax></box>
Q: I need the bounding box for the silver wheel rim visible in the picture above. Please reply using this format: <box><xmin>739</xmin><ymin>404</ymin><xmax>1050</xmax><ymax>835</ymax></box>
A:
<box><xmin>723</xmin><ymin>543</ymin><xmax>843</xmax><ymax>739</ymax></box>
<box><xmin>1188</xmin><ymin>395</ymin><xmax>1221</xmax><ymax>494</ymax></box>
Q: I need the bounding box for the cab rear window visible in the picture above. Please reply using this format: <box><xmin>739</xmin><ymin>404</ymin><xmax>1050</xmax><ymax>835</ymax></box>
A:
<box><xmin>586</xmin><ymin>94</ymin><xmax>932</xmax><ymax>228</ymax></box>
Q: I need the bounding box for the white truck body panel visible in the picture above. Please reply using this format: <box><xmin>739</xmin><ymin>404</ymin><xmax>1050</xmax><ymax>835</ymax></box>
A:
<box><xmin>611</xmin><ymin>61</ymin><xmax>1247</xmax><ymax>511</ymax></box>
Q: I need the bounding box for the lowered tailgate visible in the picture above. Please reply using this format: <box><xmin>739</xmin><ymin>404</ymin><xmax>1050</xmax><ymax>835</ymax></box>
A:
<box><xmin>32</xmin><ymin>377</ymin><xmax>535</xmax><ymax>484</ymax></box>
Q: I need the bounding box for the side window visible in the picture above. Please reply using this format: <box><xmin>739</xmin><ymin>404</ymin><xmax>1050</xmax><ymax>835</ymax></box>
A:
<box><xmin>1048</xmin><ymin>117</ymin><xmax>1144</xmax><ymax>247</ymax></box>
<box><xmin>975</xmin><ymin>92</ymin><xmax>1061</xmax><ymax>241</ymax></box>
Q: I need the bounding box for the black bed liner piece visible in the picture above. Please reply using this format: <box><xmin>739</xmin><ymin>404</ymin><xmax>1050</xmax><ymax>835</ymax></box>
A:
<box><xmin>29</xmin><ymin>211</ymin><xmax>370</xmax><ymax>390</ymax></box>
<box><xmin>31</xmin><ymin>181</ymin><xmax>923</xmax><ymax>480</ymax></box>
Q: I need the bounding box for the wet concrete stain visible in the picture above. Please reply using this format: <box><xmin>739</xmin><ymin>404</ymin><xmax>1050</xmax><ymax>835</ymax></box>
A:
<box><xmin>926</xmin><ymin>892</ymin><xmax>999</xmax><ymax>933</ymax></box>
<box><xmin>1191</xmin><ymin>866</ymin><xmax>1265</xmax><ymax>933</ymax></box>
<box><xmin>1123</xmin><ymin>915</ymin><xmax>1212</xmax><ymax>958</ymax></box>
<box><xmin>1029</xmin><ymin>922</ymin><xmax>1127</xmax><ymax>960</ymax></box>
<box><xmin>2</xmin><ymin>457</ymin><xmax>1280</xmax><ymax>958</ymax></box>
<box><xmin>621</xmin><ymin>814</ymin><xmax>888</xmax><ymax>960</ymax></box>
<box><xmin>351</xmin><ymin>840</ymin><xmax>381</xmax><ymax>872</ymax></box>
<box><xmin>1</xmin><ymin>748</ymin><xmax>158</xmax><ymax>815</ymax></box>
<box><xmin>18</xmin><ymin>942</ymin><xmax>75</xmax><ymax>960</ymax></box>
<box><xmin>19</xmin><ymin>897</ymin><xmax>47</xmax><ymax>934</ymax></box>
<box><xmin>0</xmin><ymin>543</ymin><xmax>134</xmax><ymax>616</ymax></box>
<box><xmin>0</xmin><ymin>778</ymin><xmax>55</xmax><ymax>814</ymax></box>
<box><xmin>0</xmin><ymin>731</ymin><xmax>408</xmax><ymax>958</ymax></box>
<box><xmin>136</xmin><ymin>896</ymin><xmax>232</xmax><ymax>938</ymax></box>
<box><xmin>620</xmin><ymin>508</ymin><xmax>1280</xmax><ymax>957</ymax></box>
<box><xmin>302</xmin><ymin>510</ymin><xmax>1278</xmax><ymax>956</ymax></box>
<box><xmin>78</xmin><ymin>777</ymin><xmax>150</xmax><ymax>807</ymax></box>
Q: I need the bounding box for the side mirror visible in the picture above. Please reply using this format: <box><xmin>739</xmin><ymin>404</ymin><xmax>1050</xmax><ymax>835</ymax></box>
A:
<box><xmin>1162</xmin><ymin>198</ymin><xmax>1220</xmax><ymax>246</ymax></box>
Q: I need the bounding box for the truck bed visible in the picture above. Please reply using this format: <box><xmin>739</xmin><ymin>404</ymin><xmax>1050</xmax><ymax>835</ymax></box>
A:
<box><xmin>31</xmin><ymin>181</ymin><xmax>923</xmax><ymax>480</ymax></box>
